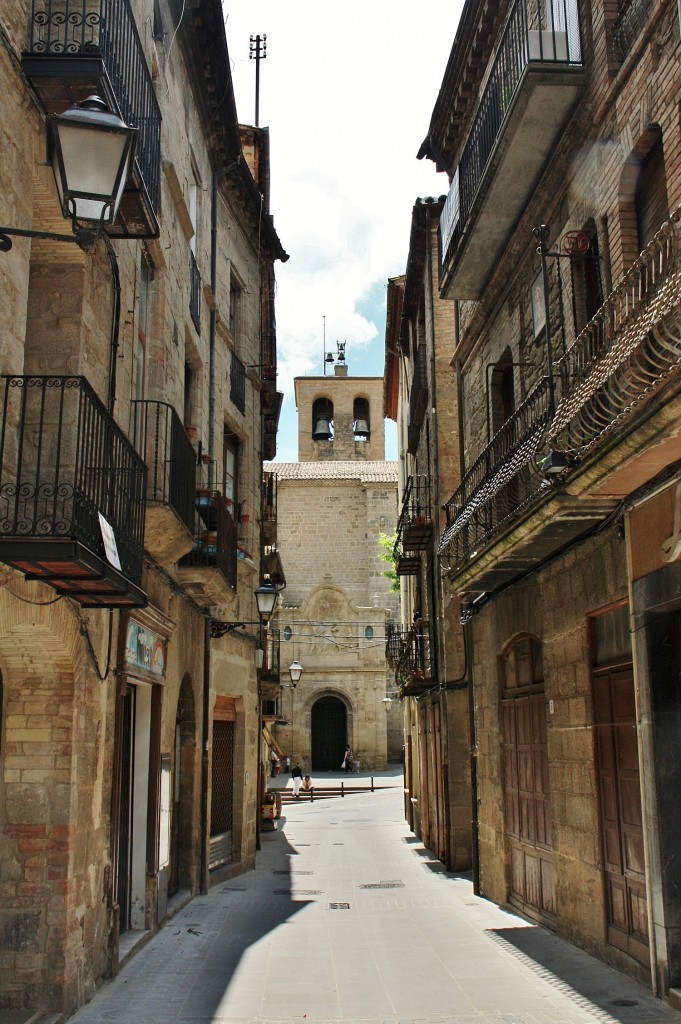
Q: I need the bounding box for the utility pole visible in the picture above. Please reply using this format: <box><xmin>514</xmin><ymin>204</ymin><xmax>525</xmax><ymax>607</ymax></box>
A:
<box><xmin>249</xmin><ymin>34</ymin><xmax>267</xmax><ymax>128</ymax></box>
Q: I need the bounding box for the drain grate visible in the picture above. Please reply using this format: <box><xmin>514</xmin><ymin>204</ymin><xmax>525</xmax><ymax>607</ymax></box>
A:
<box><xmin>359</xmin><ymin>881</ymin><xmax>405</xmax><ymax>889</ymax></box>
<box><xmin>332</xmin><ymin>842</ymin><xmax>345</xmax><ymax>846</ymax></box>
<box><xmin>329</xmin><ymin>902</ymin><xmax>351</xmax><ymax>909</ymax></box>
<box><xmin>610</xmin><ymin>999</ymin><xmax>638</xmax><ymax>1007</ymax></box>
<box><xmin>272</xmin><ymin>870</ymin><xmax>314</xmax><ymax>875</ymax></box>
<box><xmin>273</xmin><ymin>889</ymin><xmax>323</xmax><ymax>896</ymax></box>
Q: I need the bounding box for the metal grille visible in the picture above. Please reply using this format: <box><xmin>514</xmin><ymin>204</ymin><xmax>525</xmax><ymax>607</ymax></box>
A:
<box><xmin>27</xmin><ymin>0</ymin><xmax>162</xmax><ymax>214</ymax></box>
<box><xmin>209</xmin><ymin>720</ymin><xmax>234</xmax><ymax>869</ymax></box>
<box><xmin>131</xmin><ymin>400</ymin><xmax>195</xmax><ymax>532</ymax></box>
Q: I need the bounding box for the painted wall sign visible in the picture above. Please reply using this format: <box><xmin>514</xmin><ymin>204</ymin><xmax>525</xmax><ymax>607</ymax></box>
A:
<box><xmin>125</xmin><ymin>621</ymin><xmax>166</xmax><ymax>677</ymax></box>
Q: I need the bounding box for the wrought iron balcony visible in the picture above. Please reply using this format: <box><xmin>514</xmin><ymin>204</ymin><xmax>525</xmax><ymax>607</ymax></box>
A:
<box><xmin>395</xmin><ymin>475</ymin><xmax>433</xmax><ymax>553</ymax></box>
<box><xmin>189</xmin><ymin>250</ymin><xmax>201</xmax><ymax>334</ymax></box>
<box><xmin>177</xmin><ymin>488</ymin><xmax>238</xmax><ymax>607</ymax></box>
<box><xmin>231</xmin><ymin>351</ymin><xmax>246</xmax><ymax>415</ymax></box>
<box><xmin>22</xmin><ymin>0</ymin><xmax>161</xmax><ymax>238</ymax></box>
<box><xmin>440</xmin><ymin>209</ymin><xmax>681</xmax><ymax>590</ymax></box>
<box><xmin>407</xmin><ymin>345</ymin><xmax>428</xmax><ymax>455</ymax></box>
<box><xmin>385</xmin><ymin>622</ymin><xmax>434</xmax><ymax>694</ymax></box>
<box><xmin>439</xmin><ymin>0</ymin><xmax>584</xmax><ymax>299</ymax></box>
<box><xmin>0</xmin><ymin>375</ymin><xmax>146</xmax><ymax>606</ymax></box>
<box><xmin>614</xmin><ymin>0</ymin><xmax>654</xmax><ymax>59</ymax></box>
<box><xmin>132</xmin><ymin>400</ymin><xmax>196</xmax><ymax>566</ymax></box>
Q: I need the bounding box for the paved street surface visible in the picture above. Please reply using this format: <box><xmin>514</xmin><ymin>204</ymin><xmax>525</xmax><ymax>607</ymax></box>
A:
<box><xmin>65</xmin><ymin>769</ymin><xmax>679</xmax><ymax>1024</ymax></box>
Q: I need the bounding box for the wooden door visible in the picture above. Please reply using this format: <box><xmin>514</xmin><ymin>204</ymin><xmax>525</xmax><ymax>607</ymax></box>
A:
<box><xmin>593</xmin><ymin>667</ymin><xmax>648</xmax><ymax>964</ymax></box>
<box><xmin>311</xmin><ymin>697</ymin><xmax>346</xmax><ymax>770</ymax></box>
<box><xmin>503</xmin><ymin>691</ymin><xmax>556</xmax><ymax>919</ymax></box>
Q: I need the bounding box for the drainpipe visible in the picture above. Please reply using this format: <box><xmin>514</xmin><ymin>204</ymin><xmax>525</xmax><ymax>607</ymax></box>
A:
<box><xmin>200</xmin><ymin>614</ymin><xmax>211</xmax><ymax>895</ymax></box>
<box><xmin>209</xmin><ymin>174</ymin><xmax>218</xmax><ymax>484</ymax></box>
<box><xmin>103</xmin><ymin>234</ymin><xmax>121</xmax><ymax>415</ymax></box>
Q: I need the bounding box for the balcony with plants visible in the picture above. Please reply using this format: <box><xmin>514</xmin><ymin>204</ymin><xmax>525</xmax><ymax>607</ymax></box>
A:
<box><xmin>440</xmin><ymin>209</ymin><xmax>681</xmax><ymax>593</ymax></box>
<box><xmin>177</xmin><ymin>485</ymin><xmax>238</xmax><ymax>607</ymax></box>
<box><xmin>132</xmin><ymin>400</ymin><xmax>196</xmax><ymax>567</ymax></box>
<box><xmin>0</xmin><ymin>375</ymin><xmax>147</xmax><ymax>606</ymax></box>
<box><xmin>438</xmin><ymin>0</ymin><xmax>584</xmax><ymax>300</ymax></box>
<box><xmin>22</xmin><ymin>0</ymin><xmax>161</xmax><ymax>238</ymax></box>
<box><xmin>385</xmin><ymin>621</ymin><xmax>434</xmax><ymax>696</ymax></box>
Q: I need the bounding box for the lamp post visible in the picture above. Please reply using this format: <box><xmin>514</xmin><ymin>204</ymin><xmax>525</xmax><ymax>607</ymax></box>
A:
<box><xmin>0</xmin><ymin>95</ymin><xmax>137</xmax><ymax>255</ymax></box>
<box><xmin>382</xmin><ymin>695</ymin><xmax>393</xmax><ymax>714</ymax></box>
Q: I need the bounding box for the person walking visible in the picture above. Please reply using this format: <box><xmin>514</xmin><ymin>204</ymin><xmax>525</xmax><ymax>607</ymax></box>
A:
<box><xmin>284</xmin><ymin>755</ymin><xmax>291</xmax><ymax>774</ymax></box>
<box><xmin>291</xmin><ymin>761</ymin><xmax>303</xmax><ymax>797</ymax></box>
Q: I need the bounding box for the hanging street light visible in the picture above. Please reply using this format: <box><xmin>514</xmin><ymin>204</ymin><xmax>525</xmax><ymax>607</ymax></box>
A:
<box><xmin>0</xmin><ymin>95</ymin><xmax>137</xmax><ymax>255</ymax></box>
<box><xmin>254</xmin><ymin>581</ymin><xmax>279</xmax><ymax>623</ymax></box>
<box><xmin>288</xmin><ymin>660</ymin><xmax>303</xmax><ymax>687</ymax></box>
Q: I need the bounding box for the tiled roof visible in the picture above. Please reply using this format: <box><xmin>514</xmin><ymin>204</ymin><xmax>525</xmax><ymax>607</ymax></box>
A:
<box><xmin>264</xmin><ymin>461</ymin><xmax>398</xmax><ymax>483</ymax></box>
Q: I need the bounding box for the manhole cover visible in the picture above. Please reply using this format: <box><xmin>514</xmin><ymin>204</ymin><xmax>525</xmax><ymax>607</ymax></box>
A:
<box><xmin>610</xmin><ymin>999</ymin><xmax>638</xmax><ymax>1007</ymax></box>
<box><xmin>329</xmin><ymin>903</ymin><xmax>351</xmax><ymax>909</ymax></box>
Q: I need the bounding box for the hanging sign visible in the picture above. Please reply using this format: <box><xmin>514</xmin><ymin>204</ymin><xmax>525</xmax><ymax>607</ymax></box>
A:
<box><xmin>98</xmin><ymin>512</ymin><xmax>122</xmax><ymax>570</ymax></box>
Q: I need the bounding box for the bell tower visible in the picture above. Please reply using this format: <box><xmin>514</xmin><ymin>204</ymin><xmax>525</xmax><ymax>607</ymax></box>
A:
<box><xmin>294</xmin><ymin>359</ymin><xmax>386</xmax><ymax>463</ymax></box>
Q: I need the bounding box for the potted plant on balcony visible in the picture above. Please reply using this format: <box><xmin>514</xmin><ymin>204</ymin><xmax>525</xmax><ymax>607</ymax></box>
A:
<box><xmin>185</xmin><ymin>424</ymin><xmax>198</xmax><ymax>440</ymax></box>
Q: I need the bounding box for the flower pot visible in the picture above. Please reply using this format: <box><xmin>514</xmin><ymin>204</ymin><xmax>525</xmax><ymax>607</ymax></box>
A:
<box><xmin>201</xmin><ymin>454</ymin><xmax>212</xmax><ymax>465</ymax></box>
<box><xmin>240</xmin><ymin>513</ymin><xmax>250</xmax><ymax>524</ymax></box>
<box><xmin>185</xmin><ymin>424</ymin><xmax>198</xmax><ymax>439</ymax></box>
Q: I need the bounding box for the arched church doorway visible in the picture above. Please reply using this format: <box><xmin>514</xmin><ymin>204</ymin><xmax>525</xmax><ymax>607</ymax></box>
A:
<box><xmin>311</xmin><ymin>696</ymin><xmax>347</xmax><ymax>770</ymax></box>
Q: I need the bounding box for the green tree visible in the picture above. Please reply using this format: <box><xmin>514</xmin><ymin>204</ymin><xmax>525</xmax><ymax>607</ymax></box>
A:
<box><xmin>379</xmin><ymin>532</ymin><xmax>400</xmax><ymax>593</ymax></box>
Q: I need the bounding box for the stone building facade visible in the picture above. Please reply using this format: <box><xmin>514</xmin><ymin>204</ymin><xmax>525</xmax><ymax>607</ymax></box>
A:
<box><xmin>265</xmin><ymin>365</ymin><xmax>401</xmax><ymax>773</ymax></box>
<box><xmin>385</xmin><ymin>198</ymin><xmax>471</xmax><ymax>871</ymax></box>
<box><xmin>415</xmin><ymin>0</ymin><xmax>681</xmax><ymax>1002</ymax></box>
<box><xmin>0</xmin><ymin>1</ymin><xmax>286</xmax><ymax>1015</ymax></box>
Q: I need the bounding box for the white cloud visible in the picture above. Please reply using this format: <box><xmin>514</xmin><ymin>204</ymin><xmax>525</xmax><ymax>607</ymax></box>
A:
<box><xmin>223</xmin><ymin>0</ymin><xmax>463</xmax><ymax>445</ymax></box>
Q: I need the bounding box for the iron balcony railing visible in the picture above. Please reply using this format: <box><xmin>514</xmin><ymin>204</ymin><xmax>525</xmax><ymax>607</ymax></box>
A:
<box><xmin>440</xmin><ymin>0</ymin><xmax>582</xmax><ymax>266</ymax></box>
<box><xmin>385</xmin><ymin>622</ymin><xmax>433</xmax><ymax>682</ymax></box>
<box><xmin>393</xmin><ymin>475</ymin><xmax>433</xmax><ymax>562</ymax></box>
<box><xmin>231</xmin><ymin>351</ymin><xmax>246</xmax><ymax>415</ymax></box>
<box><xmin>131</xmin><ymin>400</ymin><xmax>195</xmax><ymax>534</ymax></box>
<box><xmin>26</xmin><ymin>0</ymin><xmax>161</xmax><ymax>216</ymax></box>
<box><xmin>440</xmin><ymin>209</ymin><xmax>681</xmax><ymax>574</ymax></box>
<box><xmin>0</xmin><ymin>375</ymin><xmax>146</xmax><ymax>581</ymax></box>
<box><xmin>614</xmin><ymin>0</ymin><xmax>654</xmax><ymax>59</ymax></box>
<box><xmin>189</xmin><ymin>250</ymin><xmax>201</xmax><ymax>334</ymax></box>
<box><xmin>180</xmin><ymin>488</ymin><xmax>238</xmax><ymax>592</ymax></box>
<box><xmin>262</xmin><ymin>470</ymin><xmax>277</xmax><ymax>524</ymax></box>
<box><xmin>407</xmin><ymin>344</ymin><xmax>428</xmax><ymax>455</ymax></box>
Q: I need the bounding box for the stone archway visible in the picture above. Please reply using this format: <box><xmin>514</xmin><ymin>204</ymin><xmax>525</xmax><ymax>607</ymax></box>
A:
<box><xmin>169</xmin><ymin>673</ymin><xmax>197</xmax><ymax>897</ymax></box>
<box><xmin>311</xmin><ymin>696</ymin><xmax>347</xmax><ymax>770</ymax></box>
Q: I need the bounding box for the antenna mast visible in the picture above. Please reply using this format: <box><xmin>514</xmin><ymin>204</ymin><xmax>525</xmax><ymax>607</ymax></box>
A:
<box><xmin>249</xmin><ymin>34</ymin><xmax>267</xmax><ymax>128</ymax></box>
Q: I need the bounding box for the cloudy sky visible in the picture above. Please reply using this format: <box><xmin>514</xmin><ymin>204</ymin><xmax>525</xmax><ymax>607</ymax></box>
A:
<box><xmin>223</xmin><ymin>2</ymin><xmax>464</xmax><ymax>461</ymax></box>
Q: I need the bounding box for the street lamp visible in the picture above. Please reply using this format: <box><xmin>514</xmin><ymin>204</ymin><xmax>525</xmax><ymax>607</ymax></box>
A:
<box><xmin>382</xmin><ymin>695</ymin><xmax>393</xmax><ymax>714</ymax></box>
<box><xmin>0</xmin><ymin>95</ymin><xmax>137</xmax><ymax>255</ymax></box>
<box><xmin>254</xmin><ymin>582</ymin><xmax>280</xmax><ymax>623</ymax></box>
<box><xmin>288</xmin><ymin>660</ymin><xmax>303</xmax><ymax>687</ymax></box>
<box><xmin>211</xmin><ymin>582</ymin><xmax>280</xmax><ymax>638</ymax></box>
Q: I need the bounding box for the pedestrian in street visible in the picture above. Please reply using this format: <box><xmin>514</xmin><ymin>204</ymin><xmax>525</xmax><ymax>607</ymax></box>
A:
<box><xmin>270</xmin><ymin>750</ymin><xmax>278</xmax><ymax>778</ymax></box>
<box><xmin>344</xmin><ymin>746</ymin><xmax>354</xmax><ymax>773</ymax></box>
<box><xmin>302</xmin><ymin>774</ymin><xmax>313</xmax><ymax>791</ymax></box>
<box><xmin>285</xmin><ymin>755</ymin><xmax>291</xmax><ymax>774</ymax></box>
<box><xmin>291</xmin><ymin>761</ymin><xmax>303</xmax><ymax>797</ymax></box>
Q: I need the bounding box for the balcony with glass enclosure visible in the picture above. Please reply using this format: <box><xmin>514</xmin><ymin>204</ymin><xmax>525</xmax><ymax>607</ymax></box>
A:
<box><xmin>439</xmin><ymin>0</ymin><xmax>584</xmax><ymax>300</ymax></box>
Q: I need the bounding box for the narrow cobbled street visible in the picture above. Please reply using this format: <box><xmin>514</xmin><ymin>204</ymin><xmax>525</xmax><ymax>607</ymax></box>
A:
<box><xmin>64</xmin><ymin>772</ymin><xmax>678</xmax><ymax>1024</ymax></box>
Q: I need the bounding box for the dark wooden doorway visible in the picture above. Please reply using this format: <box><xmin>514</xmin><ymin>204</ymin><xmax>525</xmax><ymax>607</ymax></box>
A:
<box><xmin>501</xmin><ymin>635</ymin><xmax>556</xmax><ymax>921</ymax></box>
<box><xmin>311</xmin><ymin>696</ymin><xmax>347</xmax><ymax>770</ymax></box>
<box><xmin>593</xmin><ymin>665</ymin><xmax>649</xmax><ymax>964</ymax></box>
